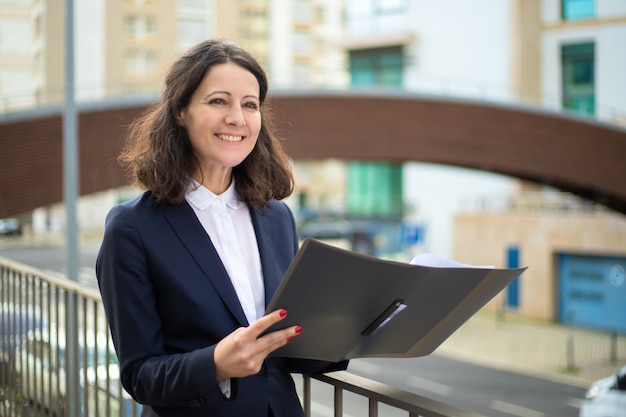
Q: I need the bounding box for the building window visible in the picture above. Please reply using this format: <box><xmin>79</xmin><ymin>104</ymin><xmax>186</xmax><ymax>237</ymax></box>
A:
<box><xmin>33</xmin><ymin>14</ymin><xmax>42</xmax><ymax>41</ymax></box>
<box><xmin>293</xmin><ymin>0</ymin><xmax>312</xmax><ymax>25</ymax></box>
<box><xmin>293</xmin><ymin>30</ymin><xmax>312</xmax><ymax>55</ymax></box>
<box><xmin>124</xmin><ymin>14</ymin><xmax>158</xmax><ymax>39</ymax></box>
<box><xmin>562</xmin><ymin>42</ymin><xmax>595</xmax><ymax>116</ymax></box>
<box><xmin>349</xmin><ymin>46</ymin><xmax>403</xmax><ymax>87</ymax></box>
<box><xmin>375</xmin><ymin>0</ymin><xmax>406</xmax><ymax>14</ymax></box>
<box><xmin>347</xmin><ymin>44</ymin><xmax>405</xmax><ymax>256</ymax></box>
<box><xmin>177</xmin><ymin>17</ymin><xmax>209</xmax><ymax>46</ymax></box>
<box><xmin>124</xmin><ymin>0</ymin><xmax>154</xmax><ymax>5</ymax></box>
<box><xmin>347</xmin><ymin>162</ymin><xmax>403</xmax><ymax>218</ymax></box>
<box><xmin>294</xmin><ymin>63</ymin><xmax>311</xmax><ymax>86</ymax></box>
<box><xmin>125</xmin><ymin>50</ymin><xmax>158</xmax><ymax>76</ymax></box>
<box><xmin>178</xmin><ymin>0</ymin><xmax>205</xmax><ymax>7</ymax></box>
<box><xmin>562</xmin><ymin>0</ymin><xmax>595</xmax><ymax>21</ymax></box>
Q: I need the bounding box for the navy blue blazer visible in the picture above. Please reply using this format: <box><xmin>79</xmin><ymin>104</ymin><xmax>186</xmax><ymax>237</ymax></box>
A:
<box><xmin>96</xmin><ymin>191</ymin><xmax>347</xmax><ymax>417</ymax></box>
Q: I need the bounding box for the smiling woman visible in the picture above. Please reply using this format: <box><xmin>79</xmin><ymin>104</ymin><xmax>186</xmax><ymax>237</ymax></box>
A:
<box><xmin>118</xmin><ymin>39</ymin><xmax>294</xmax><ymax>209</ymax></box>
<box><xmin>177</xmin><ymin>63</ymin><xmax>262</xmax><ymax>193</ymax></box>
<box><xmin>96</xmin><ymin>39</ymin><xmax>347</xmax><ymax>417</ymax></box>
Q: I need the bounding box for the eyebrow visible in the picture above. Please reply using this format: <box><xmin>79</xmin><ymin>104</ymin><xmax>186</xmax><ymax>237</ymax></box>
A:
<box><xmin>203</xmin><ymin>91</ymin><xmax>260</xmax><ymax>101</ymax></box>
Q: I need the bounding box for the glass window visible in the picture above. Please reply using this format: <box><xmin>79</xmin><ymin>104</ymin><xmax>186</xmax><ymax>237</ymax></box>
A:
<box><xmin>349</xmin><ymin>46</ymin><xmax>403</xmax><ymax>87</ymax></box>
<box><xmin>124</xmin><ymin>15</ymin><xmax>139</xmax><ymax>36</ymax></box>
<box><xmin>177</xmin><ymin>17</ymin><xmax>209</xmax><ymax>46</ymax></box>
<box><xmin>293</xmin><ymin>30</ymin><xmax>311</xmax><ymax>55</ymax></box>
<box><xmin>376</xmin><ymin>0</ymin><xmax>406</xmax><ymax>14</ymax></box>
<box><xmin>178</xmin><ymin>0</ymin><xmax>205</xmax><ymax>7</ymax></box>
<box><xmin>294</xmin><ymin>63</ymin><xmax>311</xmax><ymax>86</ymax></box>
<box><xmin>123</xmin><ymin>14</ymin><xmax>158</xmax><ymax>38</ymax></box>
<box><xmin>145</xmin><ymin>15</ymin><xmax>158</xmax><ymax>35</ymax></box>
<box><xmin>293</xmin><ymin>0</ymin><xmax>312</xmax><ymax>24</ymax></box>
<box><xmin>125</xmin><ymin>50</ymin><xmax>158</xmax><ymax>75</ymax></box>
<box><xmin>562</xmin><ymin>42</ymin><xmax>595</xmax><ymax>115</ymax></box>
<box><xmin>562</xmin><ymin>0</ymin><xmax>595</xmax><ymax>20</ymax></box>
<box><xmin>347</xmin><ymin>162</ymin><xmax>403</xmax><ymax>218</ymax></box>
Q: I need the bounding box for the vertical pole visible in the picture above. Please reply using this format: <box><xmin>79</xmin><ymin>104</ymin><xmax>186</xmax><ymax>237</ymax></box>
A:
<box><xmin>64</xmin><ymin>0</ymin><xmax>79</xmax><ymax>416</ymax></box>
<box><xmin>302</xmin><ymin>375</ymin><xmax>311</xmax><ymax>417</ymax></box>
<box><xmin>64</xmin><ymin>0</ymin><xmax>78</xmax><ymax>283</ymax></box>
<box><xmin>566</xmin><ymin>334</ymin><xmax>576</xmax><ymax>370</ymax></box>
<box><xmin>334</xmin><ymin>386</ymin><xmax>343</xmax><ymax>417</ymax></box>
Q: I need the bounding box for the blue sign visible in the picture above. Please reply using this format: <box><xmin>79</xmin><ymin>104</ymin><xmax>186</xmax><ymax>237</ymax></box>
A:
<box><xmin>401</xmin><ymin>222</ymin><xmax>424</xmax><ymax>247</ymax></box>
<box><xmin>559</xmin><ymin>253</ymin><xmax>626</xmax><ymax>333</ymax></box>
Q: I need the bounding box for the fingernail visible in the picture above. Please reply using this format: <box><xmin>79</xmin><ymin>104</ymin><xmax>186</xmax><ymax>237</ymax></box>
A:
<box><xmin>279</xmin><ymin>309</ymin><xmax>288</xmax><ymax>318</ymax></box>
<box><xmin>286</xmin><ymin>337</ymin><xmax>293</xmax><ymax>343</ymax></box>
<box><xmin>295</xmin><ymin>326</ymin><xmax>303</xmax><ymax>334</ymax></box>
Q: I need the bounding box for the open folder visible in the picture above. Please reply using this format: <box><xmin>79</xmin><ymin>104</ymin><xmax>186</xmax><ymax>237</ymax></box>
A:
<box><xmin>264</xmin><ymin>238</ymin><xmax>527</xmax><ymax>362</ymax></box>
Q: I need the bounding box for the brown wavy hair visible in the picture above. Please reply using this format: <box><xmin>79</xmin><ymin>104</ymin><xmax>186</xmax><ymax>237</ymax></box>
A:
<box><xmin>119</xmin><ymin>39</ymin><xmax>294</xmax><ymax>208</ymax></box>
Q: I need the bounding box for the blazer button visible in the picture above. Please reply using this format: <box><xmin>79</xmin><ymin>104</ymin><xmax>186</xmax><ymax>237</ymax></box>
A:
<box><xmin>187</xmin><ymin>398</ymin><xmax>205</xmax><ymax>407</ymax></box>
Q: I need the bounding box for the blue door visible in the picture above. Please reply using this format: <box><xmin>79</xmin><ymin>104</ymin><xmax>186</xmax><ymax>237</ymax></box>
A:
<box><xmin>506</xmin><ymin>246</ymin><xmax>520</xmax><ymax>309</ymax></box>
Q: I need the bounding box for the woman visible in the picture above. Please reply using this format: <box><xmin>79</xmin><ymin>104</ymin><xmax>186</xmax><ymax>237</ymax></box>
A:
<box><xmin>96</xmin><ymin>39</ymin><xmax>347</xmax><ymax>417</ymax></box>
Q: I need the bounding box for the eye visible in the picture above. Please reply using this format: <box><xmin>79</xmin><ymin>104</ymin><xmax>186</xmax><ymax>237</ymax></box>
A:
<box><xmin>209</xmin><ymin>97</ymin><xmax>227</xmax><ymax>105</ymax></box>
<box><xmin>244</xmin><ymin>101</ymin><xmax>259</xmax><ymax>110</ymax></box>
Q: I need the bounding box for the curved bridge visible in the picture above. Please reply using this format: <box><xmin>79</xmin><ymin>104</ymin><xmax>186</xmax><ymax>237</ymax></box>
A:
<box><xmin>1</xmin><ymin>91</ymin><xmax>625</xmax><ymax>218</ymax></box>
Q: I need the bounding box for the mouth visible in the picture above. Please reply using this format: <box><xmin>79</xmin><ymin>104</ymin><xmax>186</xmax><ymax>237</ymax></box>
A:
<box><xmin>216</xmin><ymin>134</ymin><xmax>244</xmax><ymax>142</ymax></box>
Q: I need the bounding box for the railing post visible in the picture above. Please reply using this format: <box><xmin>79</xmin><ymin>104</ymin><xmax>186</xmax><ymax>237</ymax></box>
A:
<box><xmin>303</xmin><ymin>375</ymin><xmax>311</xmax><ymax>417</ymax></box>
<box><xmin>65</xmin><ymin>291</ymin><xmax>80</xmax><ymax>417</ymax></box>
<box><xmin>368</xmin><ymin>397</ymin><xmax>378</xmax><ymax>417</ymax></box>
<box><xmin>334</xmin><ymin>385</ymin><xmax>343</xmax><ymax>417</ymax></box>
<box><xmin>610</xmin><ymin>332</ymin><xmax>618</xmax><ymax>365</ymax></box>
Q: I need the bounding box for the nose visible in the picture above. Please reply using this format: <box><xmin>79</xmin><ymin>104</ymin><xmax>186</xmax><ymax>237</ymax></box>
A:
<box><xmin>225</xmin><ymin>105</ymin><xmax>246</xmax><ymax>127</ymax></box>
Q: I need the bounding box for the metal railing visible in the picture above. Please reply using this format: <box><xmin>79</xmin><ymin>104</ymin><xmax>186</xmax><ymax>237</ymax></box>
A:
<box><xmin>1</xmin><ymin>256</ymin><xmax>487</xmax><ymax>417</ymax></box>
<box><xmin>301</xmin><ymin>372</ymin><xmax>487</xmax><ymax>417</ymax></box>
<box><xmin>0</xmin><ymin>256</ymin><xmax>139</xmax><ymax>417</ymax></box>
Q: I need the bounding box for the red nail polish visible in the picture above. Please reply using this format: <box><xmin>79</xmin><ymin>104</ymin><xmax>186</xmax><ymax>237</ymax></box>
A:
<box><xmin>286</xmin><ymin>337</ymin><xmax>293</xmax><ymax>343</ymax></box>
<box><xmin>279</xmin><ymin>309</ymin><xmax>288</xmax><ymax>318</ymax></box>
<box><xmin>295</xmin><ymin>326</ymin><xmax>303</xmax><ymax>334</ymax></box>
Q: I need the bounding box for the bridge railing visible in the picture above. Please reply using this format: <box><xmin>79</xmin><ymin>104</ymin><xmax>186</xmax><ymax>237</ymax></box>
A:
<box><xmin>0</xmin><ymin>256</ymin><xmax>487</xmax><ymax>417</ymax></box>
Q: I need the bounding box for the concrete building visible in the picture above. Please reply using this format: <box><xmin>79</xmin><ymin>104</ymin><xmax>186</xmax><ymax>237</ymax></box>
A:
<box><xmin>0</xmin><ymin>0</ymin><xmax>346</xmax><ymax>105</ymax></box>
<box><xmin>452</xmin><ymin>0</ymin><xmax>626</xmax><ymax>325</ymax></box>
<box><xmin>0</xmin><ymin>0</ymin><xmax>216</xmax><ymax>108</ymax></box>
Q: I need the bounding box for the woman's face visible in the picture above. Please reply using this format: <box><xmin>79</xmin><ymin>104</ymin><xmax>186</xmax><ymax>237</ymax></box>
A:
<box><xmin>178</xmin><ymin>62</ymin><xmax>261</xmax><ymax>185</ymax></box>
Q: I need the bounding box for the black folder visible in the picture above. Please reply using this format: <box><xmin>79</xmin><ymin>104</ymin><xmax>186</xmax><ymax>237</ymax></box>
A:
<box><xmin>264</xmin><ymin>238</ymin><xmax>526</xmax><ymax>362</ymax></box>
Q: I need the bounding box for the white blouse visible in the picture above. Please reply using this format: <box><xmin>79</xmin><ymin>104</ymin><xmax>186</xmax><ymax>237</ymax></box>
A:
<box><xmin>185</xmin><ymin>179</ymin><xmax>265</xmax><ymax>325</ymax></box>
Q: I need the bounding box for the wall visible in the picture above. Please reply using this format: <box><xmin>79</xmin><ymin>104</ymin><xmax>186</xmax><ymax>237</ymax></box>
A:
<box><xmin>405</xmin><ymin>0</ymin><xmax>512</xmax><ymax>100</ymax></box>
<box><xmin>454</xmin><ymin>207</ymin><xmax>626</xmax><ymax>320</ymax></box>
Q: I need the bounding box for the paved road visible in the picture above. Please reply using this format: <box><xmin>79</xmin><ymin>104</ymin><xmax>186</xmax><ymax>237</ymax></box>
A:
<box><xmin>0</xmin><ymin>240</ymin><xmax>100</xmax><ymax>289</ymax></box>
<box><xmin>349</xmin><ymin>356</ymin><xmax>586</xmax><ymax>417</ymax></box>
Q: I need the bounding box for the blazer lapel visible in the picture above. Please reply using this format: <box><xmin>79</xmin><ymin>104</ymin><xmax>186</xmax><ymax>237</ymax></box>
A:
<box><xmin>250</xmin><ymin>206</ymin><xmax>281</xmax><ymax>308</ymax></box>
<box><xmin>162</xmin><ymin>201</ymin><xmax>249</xmax><ymax>326</ymax></box>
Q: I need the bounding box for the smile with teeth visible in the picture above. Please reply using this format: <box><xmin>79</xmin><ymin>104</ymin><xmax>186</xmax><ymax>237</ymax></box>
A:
<box><xmin>217</xmin><ymin>134</ymin><xmax>243</xmax><ymax>142</ymax></box>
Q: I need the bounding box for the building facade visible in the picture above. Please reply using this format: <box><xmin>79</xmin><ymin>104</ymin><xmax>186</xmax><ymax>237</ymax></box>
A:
<box><xmin>452</xmin><ymin>0</ymin><xmax>626</xmax><ymax>324</ymax></box>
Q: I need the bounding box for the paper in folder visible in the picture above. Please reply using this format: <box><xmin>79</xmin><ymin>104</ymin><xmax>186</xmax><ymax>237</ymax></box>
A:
<box><xmin>264</xmin><ymin>238</ymin><xmax>526</xmax><ymax>362</ymax></box>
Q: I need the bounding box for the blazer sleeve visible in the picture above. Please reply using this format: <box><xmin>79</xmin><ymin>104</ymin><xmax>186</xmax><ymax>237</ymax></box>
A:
<box><xmin>96</xmin><ymin>200</ymin><xmax>228</xmax><ymax>410</ymax></box>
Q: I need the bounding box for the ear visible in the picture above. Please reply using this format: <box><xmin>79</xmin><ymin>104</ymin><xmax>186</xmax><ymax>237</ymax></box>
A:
<box><xmin>176</xmin><ymin>110</ymin><xmax>185</xmax><ymax>127</ymax></box>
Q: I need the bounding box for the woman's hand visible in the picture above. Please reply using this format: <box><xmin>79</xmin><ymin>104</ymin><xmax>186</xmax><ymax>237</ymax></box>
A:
<box><xmin>214</xmin><ymin>309</ymin><xmax>302</xmax><ymax>380</ymax></box>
